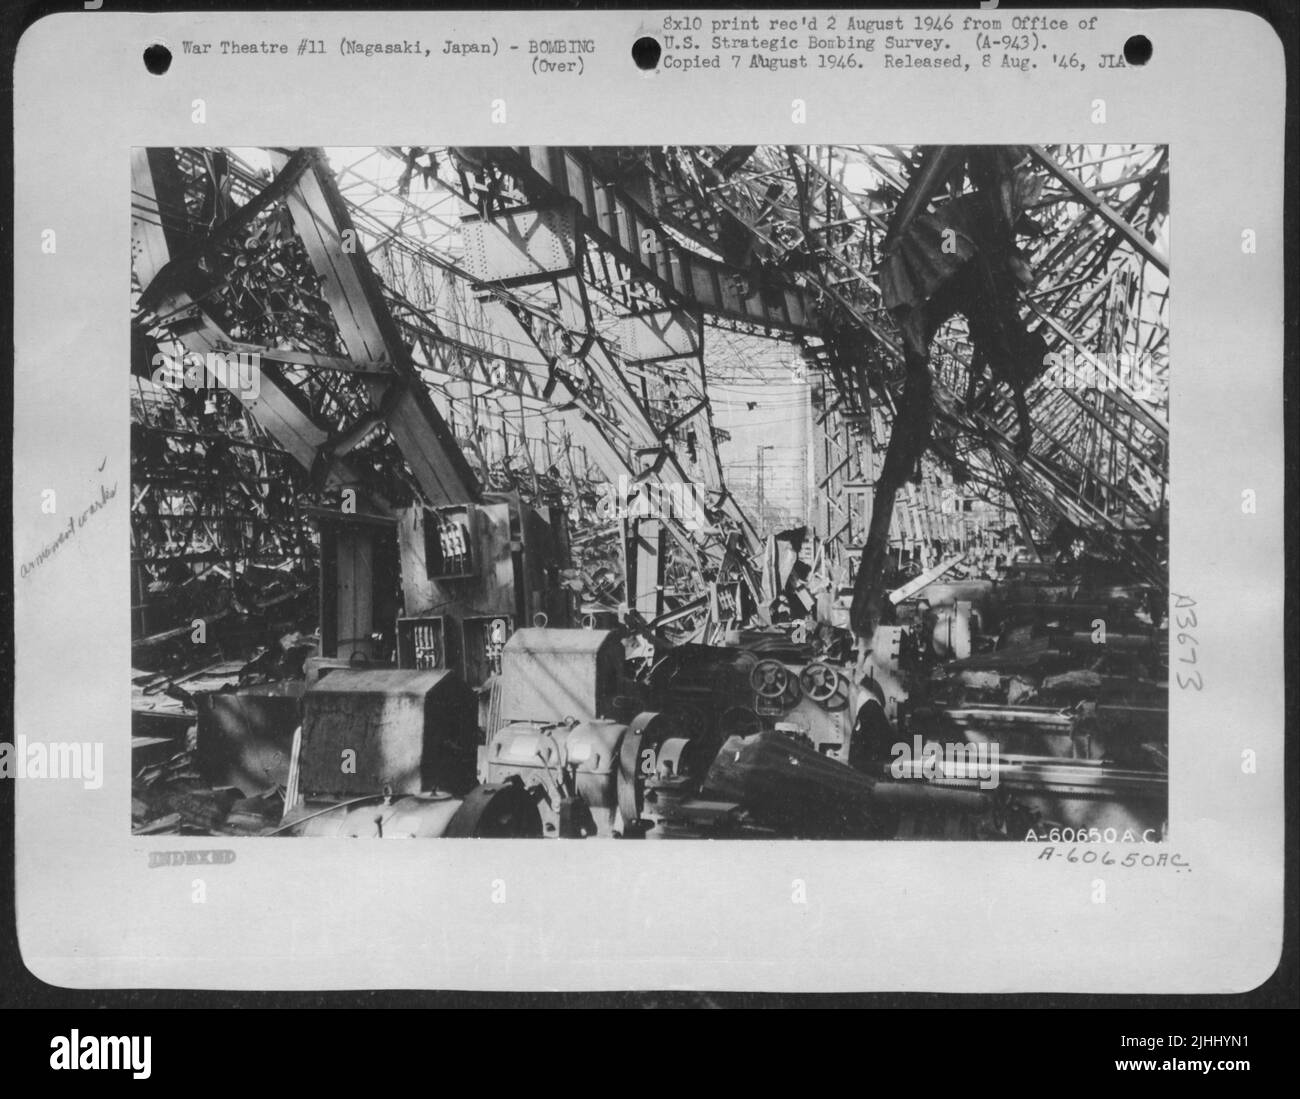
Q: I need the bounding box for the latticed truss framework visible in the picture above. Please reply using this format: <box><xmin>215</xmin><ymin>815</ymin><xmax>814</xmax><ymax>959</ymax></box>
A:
<box><xmin>579</xmin><ymin>144</ymin><xmax>1169</xmax><ymax>582</ymax></box>
<box><xmin>131</xmin><ymin>143</ymin><xmax>1169</xmax><ymax>637</ymax></box>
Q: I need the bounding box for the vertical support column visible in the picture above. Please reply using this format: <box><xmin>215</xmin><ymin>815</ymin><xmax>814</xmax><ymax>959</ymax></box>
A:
<box><xmin>810</xmin><ymin>383</ymin><xmax>830</xmax><ymax>543</ymax></box>
<box><xmin>331</xmin><ymin>526</ymin><xmax>377</xmax><ymax>662</ymax></box>
<box><xmin>626</xmin><ymin>518</ymin><xmax>665</xmax><ymax>620</ymax></box>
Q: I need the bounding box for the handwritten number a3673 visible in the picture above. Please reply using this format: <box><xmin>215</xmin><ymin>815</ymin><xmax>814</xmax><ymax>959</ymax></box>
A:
<box><xmin>1171</xmin><ymin>593</ymin><xmax>1203</xmax><ymax>690</ymax></box>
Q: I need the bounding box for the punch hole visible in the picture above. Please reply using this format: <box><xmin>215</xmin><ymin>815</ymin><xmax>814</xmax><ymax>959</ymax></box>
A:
<box><xmin>632</xmin><ymin>36</ymin><xmax>662</xmax><ymax>71</ymax></box>
<box><xmin>144</xmin><ymin>43</ymin><xmax>173</xmax><ymax>75</ymax></box>
<box><xmin>1122</xmin><ymin>35</ymin><xmax>1152</xmax><ymax>65</ymax></box>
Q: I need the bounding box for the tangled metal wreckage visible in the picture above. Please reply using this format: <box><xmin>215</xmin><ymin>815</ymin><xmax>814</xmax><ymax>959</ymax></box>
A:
<box><xmin>130</xmin><ymin>143</ymin><xmax>1170</xmax><ymax>841</ymax></box>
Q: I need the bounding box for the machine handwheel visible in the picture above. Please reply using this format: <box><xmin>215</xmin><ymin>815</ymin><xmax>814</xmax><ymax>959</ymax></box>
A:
<box><xmin>800</xmin><ymin>661</ymin><xmax>849</xmax><ymax>708</ymax></box>
<box><xmin>749</xmin><ymin>660</ymin><xmax>792</xmax><ymax>699</ymax></box>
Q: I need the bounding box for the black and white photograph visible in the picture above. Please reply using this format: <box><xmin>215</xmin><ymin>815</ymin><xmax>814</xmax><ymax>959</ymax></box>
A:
<box><xmin>129</xmin><ymin>143</ymin><xmax>1171</xmax><ymax>843</ymax></box>
<box><xmin>8</xmin><ymin>5</ymin><xmax>1289</xmax><ymax>1010</ymax></box>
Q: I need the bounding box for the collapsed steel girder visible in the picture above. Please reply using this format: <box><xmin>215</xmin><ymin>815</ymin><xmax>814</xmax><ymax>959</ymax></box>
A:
<box><xmin>135</xmin><ymin>146</ymin><xmax>774</xmax><ymax>632</ymax></box>
<box><xmin>614</xmin><ymin>144</ymin><xmax>1169</xmax><ymax>626</ymax></box>
<box><xmin>132</xmin><ymin>144</ymin><xmax>1168</xmax><ymax>644</ymax></box>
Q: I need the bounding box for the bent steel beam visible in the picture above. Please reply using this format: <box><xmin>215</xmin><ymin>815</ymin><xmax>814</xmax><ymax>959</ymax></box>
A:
<box><xmin>273</xmin><ymin>149</ymin><xmax>481</xmax><ymax>507</ymax></box>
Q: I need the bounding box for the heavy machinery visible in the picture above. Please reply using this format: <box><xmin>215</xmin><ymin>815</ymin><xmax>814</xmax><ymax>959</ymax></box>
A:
<box><xmin>481</xmin><ymin>628</ymin><xmax>679</xmax><ymax>837</ymax></box>
<box><xmin>855</xmin><ymin>566</ymin><xmax>1169</xmax><ymax>840</ymax></box>
<box><xmin>185</xmin><ymin>539</ymin><xmax>1168</xmax><ymax>841</ymax></box>
<box><xmin>277</xmin><ymin>666</ymin><xmax>544</xmax><ymax>838</ymax></box>
<box><xmin>479</xmin><ymin>626</ymin><xmax>894</xmax><ymax>839</ymax></box>
<box><xmin>642</xmin><ymin>638</ymin><xmax>875</xmax><ymax>766</ymax></box>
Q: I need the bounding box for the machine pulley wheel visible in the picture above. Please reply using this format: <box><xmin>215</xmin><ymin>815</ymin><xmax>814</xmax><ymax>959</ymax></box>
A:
<box><xmin>444</xmin><ymin>777</ymin><xmax>542</xmax><ymax>838</ymax></box>
<box><xmin>617</xmin><ymin>711</ymin><xmax>672</xmax><ymax>827</ymax></box>
<box><xmin>719</xmin><ymin>706</ymin><xmax>762</xmax><ymax>738</ymax></box>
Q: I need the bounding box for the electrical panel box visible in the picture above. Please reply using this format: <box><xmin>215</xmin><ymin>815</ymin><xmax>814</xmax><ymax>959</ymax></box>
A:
<box><xmin>421</xmin><ymin>504</ymin><xmax>480</xmax><ymax>581</ymax></box>
<box><xmin>396</xmin><ymin>614</ymin><xmax>511</xmax><ymax>687</ymax></box>
<box><xmin>396</xmin><ymin>615</ymin><xmax>459</xmax><ymax>673</ymax></box>
<box><xmin>462</xmin><ymin>615</ymin><xmax>513</xmax><ymax>682</ymax></box>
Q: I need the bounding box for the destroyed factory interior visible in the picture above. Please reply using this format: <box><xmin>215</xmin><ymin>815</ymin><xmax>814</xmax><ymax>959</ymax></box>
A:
<box><xmin>130</xmin><ymin>144</ymin><xmax>1170</xmax><ymax>841</ymax></box>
